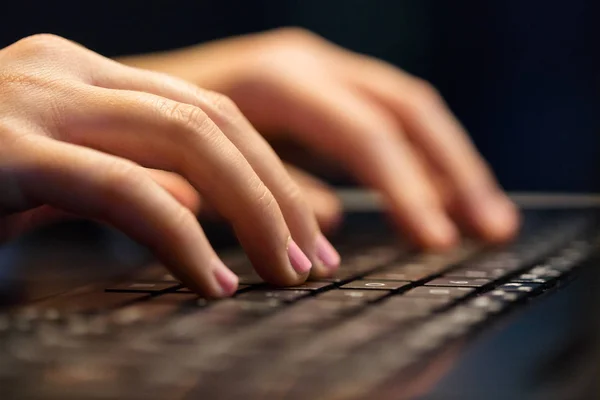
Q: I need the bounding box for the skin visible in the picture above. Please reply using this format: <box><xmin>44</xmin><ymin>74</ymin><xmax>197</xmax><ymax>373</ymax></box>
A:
<box><xmin>0</xmin><ymin>34</ymin><xmax>338</xmax><ymax>299</ymax></box>
<box><xmin>119</xmin><ymin>27</ymin><xmax>520</xmax><ymax>249</ymax></box>
<box><xmin>0</xmin><ymin>29</ymin><xmax>520</xmax><ymax>298</ymax></box>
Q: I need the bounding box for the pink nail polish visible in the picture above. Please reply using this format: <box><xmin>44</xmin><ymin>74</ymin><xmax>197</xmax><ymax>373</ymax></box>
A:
<box><xmin>316</xmin><ymin>234</ymin><xmax>341</xmax><ymax>269</ymax></box>
<box><xmin>287</xmin><ymin>239</ymin><xmax>312</xmax><ymax>274</ymax></box>
<box><xmin>213</xmin><ymin>264</ymin><xmax>238</xmax><ymax>297</ymax></box>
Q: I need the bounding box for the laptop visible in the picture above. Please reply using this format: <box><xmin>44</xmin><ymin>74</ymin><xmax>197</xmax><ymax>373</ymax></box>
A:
<box><xmin>0</xmin><ymin>191</ymin><xmax>598</xmax><ymax>399</ymax></box>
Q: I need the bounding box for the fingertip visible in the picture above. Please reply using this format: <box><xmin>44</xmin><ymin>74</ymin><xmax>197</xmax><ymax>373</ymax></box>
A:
<box><xmin>212</xmin><ymin>262</ymin><xmax>239</xmax><ymax>298</ymax></box>
<box><xmin>404</xmin><ymin>211</ymin><xmax>460</xmax><ymax>251</ymax></box>
<box><xmin>479</xmin><ymin>197</ymin><xmax>521</xmax><ymax>243</ymax></box>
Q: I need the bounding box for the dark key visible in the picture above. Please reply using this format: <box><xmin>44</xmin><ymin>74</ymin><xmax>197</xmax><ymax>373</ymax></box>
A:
<box><xmin>404</xmin><ymin>286</ymin><xmax>474</xmax><ymax>299</ymax></box>
<box><xmin>425</xmin><ymin>278</ymin><xmax>491</xmax><ymax>288</ymax></box>
<box><xmin>445</xmin><ymin>267</ymin><xmax>509</xmax><ymax>279</ymax></box>
<box><xmin>27</xmin><ymin>291</ymin><xmax>149</xmax><ymax>314</ymax></box>
<box><xmin>106</xmin><ymin>282</ymin><xmax>178</xmax><ymax>293</ymax></box>
<box><xmin>317</xmin><ymin>290</ymin><xmax>388</xmax><ymax>302</ymax></box>
<box><xmin>341</xmin><ymin>280</ymin><xmax>411</xmax><ymax>290</ymax></box>
<box><xmin>497</xmin><ymin>282</ymin><xmax>542</xmax><ymax>293</ymax></box>
<box><xmin>379</xmin><ymin>296</ymin><xmax>452</xmax><ymax>313</ymax></box>
<box><xmin>151</xmin><ymin>293</ymin><xmax>201</xmax><ymax>304</ymax></box>
<box><xmin>312</xmin><ymin>268</ymin><xmax>362</xmax><ymax>283</ymax></box>
<box><xmin>364</xmin><ymin>270</ymin><xmax>432</xmax><ymax>282</ymax></box>
<box><xmin>488</xmin><ymin>289</ymin><xmax>527</xmax><ymax>302</ymax></box>
<box><xmin>236</xmin><ymin>290</ymin><xmax>311</xmax><ymax>303</ymax></box>
<box><xmin>468</xmin><ymin>295</ymin><xmax>505</xmax><ymax>314</ymax></box>
<box><xmin>511</xmin><ymin>273</ymin><xmax>550</xmax><ymax>284</ymax></box>
<box><xmin>177</xmin><ymin>284</ymin><xmax>251</xmax><ymax>294</ymax></box>
<box><xmin>110</xmin><ymin>303</ymin><xmax>181</xmax><ymax>325</ymax></box>
<box><xmin>272</xmin><ymin>281</ymin><xmax>333</xmax><ymax>291</ymax></box>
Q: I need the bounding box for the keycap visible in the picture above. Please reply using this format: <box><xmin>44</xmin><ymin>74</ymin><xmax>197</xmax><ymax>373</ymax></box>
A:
<box><xmin>110</xmin><ymin>303</ymin><xmax>181</xmax><ymax>325</ymax></box>
<box><xmin>425</xmin><ymin>278</ymin><xmax>491</xmax><ymax>288</ymax></box>
<box><xmin>445</xmin><ymin>267</ymin><xmax>509</xmax><ymax>279</ymax></box>
<box><xmin>511</xmin><ymin>273</ymin><xmax>550</xmax><ymax>284</ymax></box>
<box><xmin>379</xmin><ymin>296</ymin><xmax>452</xmax><ymax>313</ymax></box>
<box><xmin>404</xmin><ymin>286</ymin><xmax>474</xmax><ymax>299</ymax></box>
<box><xmin>151</xmin><ymin>293</ymin><xmax>201</xmax><ymax>304</ymax></box>
<box><xmin>312</xmin><ymin>268</ymin><xmax>362</xmax><ymax>283</ymax></box>
<box><xmin>497</xmin><ymin>282</ymin><xmax>541</xmax><ymax>293</ymax></box>
<box><xmin>468</xmin><ymin>295</ymin><xmax>505</xmax><ymax>313</ymax></box>
<box><xmin>236</xmin><ymin>290</ymin><xmax>311</xmax><ymax>303</ymax></box>
<box><xmin>340</xmin><ymin>280</ymin><xmax>411</xmax><ymax>290</ymax></box>
<box><xmin>364</xmin><ymin>270</ymin><xmax>432</xmax><ymax>282</ymax></box>
<box><xmin>18</xmin><ymin>291</ymin><xmax>149</xmax><ymax>315</ymax></box>
<box><xmin>271</xmin><ymin>282</ymin><xmax>333</xmax><ymax>291</ymax></box>
<box><xmin>316</xmin><ymin>290</ymin><xmax>388</xmax><ymax>302</ymax></box>
<box><xmin>105</xmin><ymin>282</ymin><xmax>178</xmax><ymax>293</ymax></box>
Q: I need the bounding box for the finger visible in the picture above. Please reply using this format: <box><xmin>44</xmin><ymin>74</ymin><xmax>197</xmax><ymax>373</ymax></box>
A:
<box><xmin>93</xmin><ymin>67</ymin><xmax>340</xmax><ymax>275</ymax></box>
<box><xmin>0</xmin><ymin>170</ymin><xmax>201</xmax><ymax>242</ymax></box>
<box><xmin>54</xmin><ymin>86</ymin><xmax>310</xmax><ymax>285</ymax></box>
<box><xmin>345</xmin><ymin>58</ymin><xmax>519</xmax><ymax>242</ymax></box>
<box><xmin>147</xmin><ymin>169</ymin><xmax>202</xmax><ymax>214</ymax></box>
<box><xmin>5</xmin><ymin>136</ymin><xmax>238</xmax><ymax>298</ymax></box>
<box><xmin>284</xmin><ymin>164</ymin><xmax>343</xmax><ymax>233</ymax></box>
<box><xmin>249</xmin><ymin>76</ymin><xmax>458</xmax><ymax>249</ymax></box>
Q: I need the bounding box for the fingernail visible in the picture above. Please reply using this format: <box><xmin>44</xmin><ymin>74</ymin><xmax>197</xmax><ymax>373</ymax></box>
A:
<box><xmin>213</xmin><ymin>262</ymin><xmax>238</xmax><ymax>297</ymax></box>
<box><xmin>316</xmin><ymin>234</ymin><xmax>341</xmax><ymax>269</ymax></box>
<box><xmin>287</xmin><ymin>238</ymin><xmax>312</xmax><ymax>274</ymax></box>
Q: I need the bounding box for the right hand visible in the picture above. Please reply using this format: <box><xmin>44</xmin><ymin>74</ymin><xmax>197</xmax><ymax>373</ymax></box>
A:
<box><xmin>0</xmin><ymin>34</ymin><xmax>341</xmax><ymax>298</ymax></box>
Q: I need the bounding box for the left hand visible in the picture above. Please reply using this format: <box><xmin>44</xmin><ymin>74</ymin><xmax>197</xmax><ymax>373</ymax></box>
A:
<box><xmin>120</xmin><ymin>27</ymin><xmax>519</xmax><ymax>249</ymax></box>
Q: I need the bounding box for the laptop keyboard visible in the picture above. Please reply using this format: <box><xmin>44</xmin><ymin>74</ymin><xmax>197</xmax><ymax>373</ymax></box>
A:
<box><xmin>1</xmin><ymin>210</ymin><xmax>599</xmax><ymax>399</ymax></box>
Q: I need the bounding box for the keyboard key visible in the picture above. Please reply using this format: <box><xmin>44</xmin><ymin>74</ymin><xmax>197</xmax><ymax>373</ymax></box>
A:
<box><xmin>151</xmin><ymin>293</ymin><xmax>201</xmax><ymax>304</ymax></box>
<box><xmin>364</xmin><ymin>270</ymin><xmax>432</xmax><ymax>282</ymax></box>
<box><xmin>511</xmin><ymin>273</ymin><xmax>550</xmax><ymax>284</ymax></box>
<box><xmin>236</xmin><ymin>290</ymin><xmax>311</xmax><ymax>303</ymax></box>
<box><xmin>468</xmin><ymin>295</ymin><xmax>505</xmax><ymax>313</ymax></box>
<box><xmin>498</xmin><ymin>282</ymin><xmax>542</xmax><ymax>293</ymax></box>
<box><xmin>340</xmin><ymin>280</ymin><xmax>411</xmax><ymax>290</ymax></box>
<box><xmin>317</xmin><ymin>290</ymin><xmax>388</xmax><ymax>302</ymax></box>
<box><xmin>404</xmin><ymin>286</ymin><xmax>474</xmax><ymax>299</ymax></box>
<box><xmin>376</xmin><ymin>297</ymin><xmax>451</xmax><ymax>318</ymax></box>
<box><xmin>106</xmin><ymin>282</ymin><xmax>178</xmax><ymax>293</ymax></box>
<box><xmin>445</xmin><ymin>267</ymin><xmax>509</xmax><ymax>279</ymax></box>
<box><xmin>271</xmin><ymin>282</ymin><xmax>333</xmax><ymax>291</ymax></box>
<box><xmin>425</xmin><ymin>278</ymin><xmax>491</xmax><ymax>288</ymax></box>
<box><xmin>312</xmin><ymin>268</ymin><xmax>362</xmax><ymax>283</ymax></box>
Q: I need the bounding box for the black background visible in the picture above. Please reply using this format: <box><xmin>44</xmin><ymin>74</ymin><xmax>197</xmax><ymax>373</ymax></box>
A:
<box><xmin>2</xmin><ymin>0</ymin><xmax>599</xmax><ymax>191</ymax></box>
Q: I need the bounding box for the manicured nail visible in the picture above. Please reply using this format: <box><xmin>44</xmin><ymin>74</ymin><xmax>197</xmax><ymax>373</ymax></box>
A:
<box><xmin>213</xmin><ymin>262</ymin><xmax>238</xmax><ymax>297</ymax></box>
<box><xmin>287</xmin><ymin>238</ymin><xmax>312</xmax><ymax>274</ymax></box>
<box><xmin>316</xmin><ymin>234</ymin><xmax>341</xmax><ymax>269</ymax></box>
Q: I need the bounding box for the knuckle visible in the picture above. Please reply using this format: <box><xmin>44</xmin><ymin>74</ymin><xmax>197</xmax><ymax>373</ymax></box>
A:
<box><xmin>268</xmin><ymin>27</ymin><xmax>322</xmax><ymax>46</ymax></box>
<box><xmin>10</xmin><ymin>34</ymin><xmax>73</xmax><ymax>58</ymax></box>
<box><xmin>160</xmin><ymin>100</ymin><xmax>216</xmax><ymax>140</ymax></box>
<box><xmin>253</xmin><ymin>181</ymin><xmax>278</xmax><ymax>215</ymax></box>
<box><xmin>410</xmin><ymin>78</ymin><xmax>443</xmax><ymax>106</ymax></box>
<box><xmin>203</xmin><ymin>91</ymin><xmax>242</xmax><ymax>124</ymax></box>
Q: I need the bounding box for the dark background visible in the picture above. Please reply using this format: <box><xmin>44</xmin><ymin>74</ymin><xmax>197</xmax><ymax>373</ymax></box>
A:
<box><xmin>2</xmin><ymin>0</ymin><xmax>599</xmax><ymax>192</ymax></box>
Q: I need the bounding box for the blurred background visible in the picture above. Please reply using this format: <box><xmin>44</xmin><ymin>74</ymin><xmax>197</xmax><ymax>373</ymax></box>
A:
<box><xmin>1</xmin><ymin>0</ymin><xmax>600</xmax><ymax>192</ymax></box>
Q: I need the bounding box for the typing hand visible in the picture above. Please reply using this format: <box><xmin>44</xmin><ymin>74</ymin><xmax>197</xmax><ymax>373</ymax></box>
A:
<box><xmin>0</xmin><ymin>34</ymin><xmax>341</xmax><ymax>298</ymax></box>
<box><xmin>121</xmin><ymin>28</ymin><xmax>520</xmax><ymax>249</ymax></box>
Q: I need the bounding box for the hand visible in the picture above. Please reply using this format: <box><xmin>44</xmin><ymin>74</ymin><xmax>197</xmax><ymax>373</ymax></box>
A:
<box><xmin>0</xmin><ymin>34</ymin><xmax>342</xmax><ymax>298</ymax></box>
<box><xmin>120</xmin><ymin>28</ymin><xmax>520</xmax><ymax>249</ymax></box>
